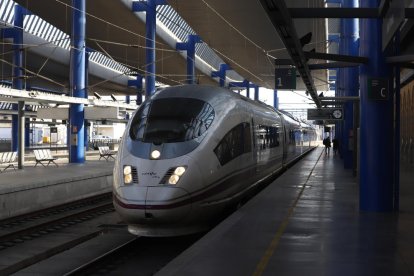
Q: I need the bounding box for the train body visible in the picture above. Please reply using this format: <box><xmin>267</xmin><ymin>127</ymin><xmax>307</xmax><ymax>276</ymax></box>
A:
<box><xmin>113</xmin><ymin>85</ymin><xmax>317</xmax><ymax>236</ymax></box>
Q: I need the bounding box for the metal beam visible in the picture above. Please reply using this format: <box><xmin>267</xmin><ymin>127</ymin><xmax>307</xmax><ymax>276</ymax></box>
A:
<box><xmin>259</xmin><ymin>0</ymin><xmax>321</xmax><ymax>108</ymax></box>
<box><xmin>274</xmin><ymin>59</ymin><xmax>294</xmax><ymax>66</ymax></box>
<box><xmin>289</xmin><ymin>8</ymin><xmax>378</xmax><ymax>18</ymax></box>
<box><xmin>386</xmin><ymin>55</ymin><xmax>414</xmax><ymax>64</ymax></box>
<box><xmin>321</xmin><ymin>96</ymin><xmax>360</xmax><ymax>101</ymax></box>
<box><xmin>0</xmin><ymin>87</ymin><xmax>138</xmax><ymax>110</ymax></box>
<box><xmin>304</xmin><ymin>51</ymin><xmax>369</xmax><ymax>64</ymax></box>
<box><xmin>308</xmin><ymin>62</ymin><xmax>360</xmax><ymax>70</ymax></box>
<box><xmin>289</xmin><ymin>8</ymin><xmax>414</xmax><ymax>18</ymax></box>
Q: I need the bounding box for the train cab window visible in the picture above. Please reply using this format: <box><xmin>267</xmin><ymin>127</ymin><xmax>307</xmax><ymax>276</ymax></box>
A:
<box><xmin>130</xmin><ymin>98</ymin><xmax>215</xmax><ymax>143</ymax></box>
<box><xmin>214</xmin><ymin>123</ymin><xmax>251</xmax><ymax>166</ymax></box>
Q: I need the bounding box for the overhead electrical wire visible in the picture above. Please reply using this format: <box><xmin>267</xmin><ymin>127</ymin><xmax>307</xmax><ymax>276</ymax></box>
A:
<box><xmin>53</xmin><ymin>0</ymin><xmax>167</xmax><ymax>47</ymax></box>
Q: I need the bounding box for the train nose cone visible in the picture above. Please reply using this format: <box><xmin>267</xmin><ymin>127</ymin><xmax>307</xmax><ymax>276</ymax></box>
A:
<box><xmin>144</xmin><ymin>186</ymin><xmax>191</xmax><ymax>223</ymax></box>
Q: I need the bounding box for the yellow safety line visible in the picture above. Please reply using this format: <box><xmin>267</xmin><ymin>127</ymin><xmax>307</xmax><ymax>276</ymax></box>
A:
<box><xmin>252</xmin><ymin>149</ymin><xmax>324</xmax><ymax>276</ymax></box>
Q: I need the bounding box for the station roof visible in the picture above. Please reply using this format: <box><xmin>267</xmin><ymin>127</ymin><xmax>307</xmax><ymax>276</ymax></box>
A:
<box><xmin>12</xmin><ymin>0</ymin><xmax>328</xmax><ymax>96</ymax></box>
<box><xmin>168</xmin><ymin>0</ymin><xmax>328</xmax><ymax>91</ymax></box>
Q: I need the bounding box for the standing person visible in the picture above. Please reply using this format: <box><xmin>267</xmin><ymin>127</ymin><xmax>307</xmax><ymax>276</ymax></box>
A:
<box><xmin>323</xmin><ymin>136</ymin><xmax>331</xmax><ymax>155</ymax></box>
<box><xmin>332</xmin><ymin>138</ymin><xmax>339</xmax><ymax>156</ymax></box>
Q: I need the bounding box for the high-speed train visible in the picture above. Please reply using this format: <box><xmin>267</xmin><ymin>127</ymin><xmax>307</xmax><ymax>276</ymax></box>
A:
<box><xmin>113</xmin><ymin>85</ymin><xmax>317</xmax><ymax>236</ymax></box>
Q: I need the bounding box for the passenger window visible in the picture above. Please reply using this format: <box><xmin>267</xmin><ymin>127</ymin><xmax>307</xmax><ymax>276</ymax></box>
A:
<box><xmin>256</xmin><ymin>125</ymin><xmax>280</xmax><ymax>149</ymax></box>
<box><xmin>214</xmin><ymin>123</ymin><xmax>251</xmax><ymax>166</ymax></box>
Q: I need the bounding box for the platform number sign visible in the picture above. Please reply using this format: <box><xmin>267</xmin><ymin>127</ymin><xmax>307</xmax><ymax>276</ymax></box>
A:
<box><xmin>275</xmin><ymin>68</ymin><xmax>296</xmax><ymax>90</ymax></box>
<box><xmin>368</xmin><ymin>78</ymin><xmax>389</xmax><ymax>100</ymax></box>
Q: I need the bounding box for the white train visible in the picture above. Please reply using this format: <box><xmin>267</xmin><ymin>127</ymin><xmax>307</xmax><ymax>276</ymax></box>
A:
<box><xmin>113</xmin><ymin>85</ymin><xmax>317</xmax><ymax>236</ymax></box>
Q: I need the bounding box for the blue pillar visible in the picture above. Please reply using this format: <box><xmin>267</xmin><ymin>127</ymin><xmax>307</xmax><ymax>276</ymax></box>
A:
<box><xmin>11</xmin><ymin>5</ymin><xmax>25</xmax><ymax>152</ymax></box>
<box><xmin>253</xmin><ymin>85</ymin><xmax>259</xmax><ymax>101</ymax></box>
<box><xmin>359</xmin><ymin>0</ymin><xmax>394</xmax><ymax>211</ymax></box>
<box><xmin>84</xmin><ymin>51</ymin><xmax>90</xmax><ymax>151</ymax></box>
<box><xmin>125</xmin><ymin>95</ymin><xmax>131</xmax><ymax>120</ymax></box>
<box><xmin>69</xmin><ymin>0</ymin><xmax>86</xmax><ymax>163</ymax></box>
<box><xmin>273</xmin><ymin>89</ymin><xmax>279</xmax><ymax>109</ymax></box>
<box><xmin>211</xmin><ymin>64</ymin><xmax>231</xmax><ymax>87</ymax></box>
<box><xmin>128</xmin><ymin>74</ymin><xmax>143</xmax><ymax>104</ymax></box>
<box><xmin>132</xmin><ymin>0</ymin><xmax>167</xmax><ymax>96</ymax></box>
<box><xmin>341</xmin><ymin>0</ymin><xmax>359</xmax><ymax>169</ymax></box>
<box><xmin>176</xmin><ymin>35</ymin><xmax>201</xmax><ymax>84</ymax></box>
<box><xmin>335</xmin><ymin>68</ymin><xmax>342</xmax><ymax>149</ymax></box>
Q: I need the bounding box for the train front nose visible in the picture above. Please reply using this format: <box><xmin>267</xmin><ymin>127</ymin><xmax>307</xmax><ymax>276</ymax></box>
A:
<box><xmin>143</xmin><ymin>186</ymin><xmax>192</xmax><ymax>222</ymax></box>
<box><xmin>114</xmin><ymin>185</ymin><xmax>191</xmax><ymax>223</ymax></box>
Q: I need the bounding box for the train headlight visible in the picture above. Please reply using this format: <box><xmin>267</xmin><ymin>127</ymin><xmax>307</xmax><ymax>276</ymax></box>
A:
<box><xmin>174</xmin><ymin>166</ymin><xmax>186</xmax><ymax>176</ymax></box>
<box><xmin>123</xmin><ymin>165</ymin><xmax>132</xmax><ymax>175</ymax></box>
<box><xmin>151</xmin><ymin>150</ymin><xmax>161</xmax><ymax>159</ymax></box>
<box><xmin>123</xmin><ymin>165</ymin><xmax>132</xmax><ymax>184</ymax></box>
<box><xmin>168</xmin><ymin>174</ymin><xmax>180</xmax><ymax>185</ymax></box>
<box><xmin>167</xmin><ymin>166</ymin><xmax>187</xmax><ymax>185</ymax></box>
<box><xmin>124</xmin><ymin>174</ymin><xmax>133</xmax><ymax>184</ymax></box>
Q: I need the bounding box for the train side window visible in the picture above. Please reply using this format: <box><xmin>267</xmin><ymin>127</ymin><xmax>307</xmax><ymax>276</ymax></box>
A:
<box><xmin>214</xmin><ymin>123</ymin><xmax>251</xmax><ymax>166</ymax></box>
<box><xmin>256</xmin><ymin>125</ymin><xmax>280</xmax><ymax>149</ymax></box>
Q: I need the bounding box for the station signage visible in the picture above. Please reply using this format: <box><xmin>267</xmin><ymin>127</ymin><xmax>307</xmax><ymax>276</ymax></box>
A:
<box><xmin>368</xmin><ymin>78</ymin><xmax>389</xmax><ymax>100</ymax></box>
<box><xmin>275</xmin><ymin>68</ymin><xmax>296</xmax><ymax>90</ymax></box>
<box><xmin>307</xmin><ymin>108</ymin><xmax>343</xmax><ymax>120</ymax></box>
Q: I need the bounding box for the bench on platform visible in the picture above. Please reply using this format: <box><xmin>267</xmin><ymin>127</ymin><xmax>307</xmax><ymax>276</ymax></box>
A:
<box><xmin>0</xmin><ymin>152</ymin><xmax>17</xmax><ymax>172</ymax></box>
<box><xmin>33</xmin><ymin>149</ymin><xmax>58</xmax><ymax>167</ymax></box>
<box><xmin>98</xmin><ymin>146</ymin><xmax>116</xmax><ymax>161</ymax></box>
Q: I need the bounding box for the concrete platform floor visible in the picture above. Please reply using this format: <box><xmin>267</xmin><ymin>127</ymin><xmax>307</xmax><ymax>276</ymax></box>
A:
<box><xmin>157</xmin><ymin>147</ymin><xmax>414</xmax><ymax>276</ymax></box>
<box><xmin>0</xmin><ymin>152</ymin><xmax>115</xmax><ymax>220</ymax></box>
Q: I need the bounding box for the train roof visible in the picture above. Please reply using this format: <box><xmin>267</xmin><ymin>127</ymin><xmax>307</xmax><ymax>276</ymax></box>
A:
<box><xmin>153</xmin><ymin>84</ymin><xmax>277</xmax><ymax>113</ymax></box>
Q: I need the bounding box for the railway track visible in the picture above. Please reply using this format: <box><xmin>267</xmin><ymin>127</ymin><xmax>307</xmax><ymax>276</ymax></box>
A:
<box><xmin>63</xmin><ymin>234</ymin><xmax>203</xmax><ymax>276</ymax></box>
<box><xmin>0</xmin><ymin>193</ymin><xmax>118</xmax><ymax>275</ymax></box>
<box><xmin>0</xmin><ymin>192</ymin><xmax>112</xmax><ymax>231</ymax></box>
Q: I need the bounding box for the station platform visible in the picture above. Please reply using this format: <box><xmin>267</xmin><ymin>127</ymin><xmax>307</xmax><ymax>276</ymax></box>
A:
<box><xmin>0</xmin><ymin>156</ymin><xmax>114</xmax><ymax>220</ymax></box>
<box><xmin>157</xmin><ymin>147</ymin><xmax>414</xmax><ymax>276</ymax></box>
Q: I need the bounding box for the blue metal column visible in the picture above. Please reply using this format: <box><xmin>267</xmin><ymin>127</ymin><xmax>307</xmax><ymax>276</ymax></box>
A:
<box><xmin>176</xmin><ymin>35</ymin><xmax>201</xmax><ymax>84</ymax></box>
<box><xmin>273</xmin><ymin>89</ymin><xmax>279</xmax><ymax>109</ymax></box>
<box><xmin>341</xmin><ymin>0</ymin><xmax>359</xmax><ymax>169</ymax></box>
<box><xmin>211</xmin><ymin>64</ymin><xmax>231</xmax><ymax>87</ymax></box>
<box><xmin>132</xmin><ymin>0</ymin><xmax>167</xmax><ymax>96</ymax></box>
<box><xmin>128</xmin><ymin>74</ymin><xmax>143</xmax><ymax>104</ymax></box>
<box><xmin>359</xmin><ymin>0</ymin><xmax>394</xmax><ymax>211</ymax></box>
<box><xmin>253</xmin><ymin>84</ymin><xmax>259</xmax><ymax>101</ymax></box>
<box><xmin>338</xmin><ymin>19</ymin><xmax>346</xmax><ymax>157</ymax></box>
<box><xmin>84</xmin><ymin>51</ymin><xmax>90</xmax><ymax>151</ymax></box>
<box><xmin>334</xmin><ymin>69</ymin><xmax>340</xmax><ymax>143</ymax></box>
<box><xmin>69</xmin><ymin>0</ymin><xmax>86</xmax><ymax>163</ymax></box>
<box><xmin>11</xmin><ymin>5</ymin><xmax>25</xmax><ymax>152</ymax></box>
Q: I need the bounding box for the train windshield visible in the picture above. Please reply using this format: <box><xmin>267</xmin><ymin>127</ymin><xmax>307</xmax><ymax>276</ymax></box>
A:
<box><xmin>130</xmin><ymin>98</ymin><xmax>215</xmax><ymax>143</ymax></box>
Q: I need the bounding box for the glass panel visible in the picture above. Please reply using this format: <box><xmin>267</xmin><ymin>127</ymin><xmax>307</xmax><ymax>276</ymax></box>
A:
<box><xmin>130</xmin><ymin>98</ymin><xmax>215</xmax><ymax>143</ymax></box>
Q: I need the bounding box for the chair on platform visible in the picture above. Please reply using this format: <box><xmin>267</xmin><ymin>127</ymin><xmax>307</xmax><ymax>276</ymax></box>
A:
<box><xmin>34</xmin><ymin>149</ymin><xmax>58</xmax><ymax>167</ymax></box>
<box><xmin>0</xmin><ymin>152</ymin><xmax>17</xmax><ymax>172</ymax></box>
<box><xmin>98</xmin><ymin>146</ymin><xmax>116</xmax><ymax>161</ymax></box>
